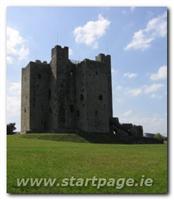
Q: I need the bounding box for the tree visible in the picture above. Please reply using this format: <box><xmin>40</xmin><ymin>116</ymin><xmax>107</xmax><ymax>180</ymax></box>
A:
<box><xmin>154</xmin><ymin>133</ymin><xmax>164</xmax><ymax>142</ymax></box>
<box><xmin>7</xmin><ymin>123</ymin><xmax>16</xmax><ymax>135</ymax></box>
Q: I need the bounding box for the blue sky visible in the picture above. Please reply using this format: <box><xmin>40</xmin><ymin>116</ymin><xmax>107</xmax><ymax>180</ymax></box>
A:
<box><xmin>6</xmin><ymin>7</ymin><xmax>167</xmax><ymax>135</ymax></box>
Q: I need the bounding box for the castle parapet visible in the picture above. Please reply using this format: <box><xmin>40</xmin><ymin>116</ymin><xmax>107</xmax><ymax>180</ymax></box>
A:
<box><xmin>51</xmin><ymin>45</ymin><xmax>69</xmax><ymax>60</ymax></box>
<box><xmin>95</xmin><ymin>53</ymin><xmax>111</xmax><ymax>65</ymax></box>
<box><xmin>35</xmin><ymin>60</ymin><xmax>41</xmax><ymax>63</ymax></box>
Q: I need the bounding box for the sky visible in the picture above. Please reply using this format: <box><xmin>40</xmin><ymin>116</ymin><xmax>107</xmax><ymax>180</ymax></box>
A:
<box><xmin>6</xmin><ymin>7</ymin><xmax>167</xmax><ymax>135</ymax></box>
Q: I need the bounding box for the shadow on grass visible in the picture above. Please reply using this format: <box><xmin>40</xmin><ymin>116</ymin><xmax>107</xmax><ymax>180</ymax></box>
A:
<box><xmin>20</xmin><ymin>133</ymin><xmax>88</xmax><ymax>143</ymax></box>
<box><xmin>19</xmin><ymin>132</ymin><xmax>163</xmax><ymax>144</ymax></box>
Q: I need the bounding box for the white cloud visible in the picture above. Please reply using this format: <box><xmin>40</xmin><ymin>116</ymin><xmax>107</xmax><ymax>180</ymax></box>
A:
<box><xmin>116</xmin><ymin>85</ymin><xmax>123</xmax><ymax>91</ymax></box>
<box><xmin>112</xmin><ymin>68</ymin><xmax>116</xmax><ymax>73</ymax></box>
<box><xmin>144</xmin><ymin>83</ymin><xmax>163</xmax><ymax>94</ymax></box>
<box><xmin>139</xmin><ymin>115</ymin><xmax>167</xmax><ymax>135</ymax></box>
<box><xmin>7</xmin><ymin>81</ymin><xmax>21</xmax><ymax>131</ymax></box>
<box><xmin>125</xmin><ymin>12</ymin><xmax>167</xmax><ymax>50</ymax></box>
<box><xmin>150</xmin><ymin>94</ymin><xmax>162</xmax><ymax>99</ymax></box>
<box><xmin>124</xmin><ymin>72</ymin><xmax>137</xmax><ymax>79</ymax></box>
<box><xmin>119</xmin><ymin>114</ymin><xmax>167</xmax><ymax>135</ymax></box>
<box><xmin>129</xmin><ymin>83</ymin><xmax>163</xmax><ymax>97</ymax></box>
<box><xmin>150</xmin><ymin>65</ymin><xmax>167</xmax><ymax>81</ymax></box>
<box><xmin>129</xmin><ymin>88</ymin><xmax>142</xmax><ymax>96</ymax></box>
<box><xmin>73</xmin><ymin>14</ymin><xmax>110</xmax><ymax>48</ymax></box>
<box><xmin>111</xmin><ymin>68</ymin><xmax>119</xmax><ymax>75</ymax></box>
<box><xmin>69</xmin><ymin>48</ymin><xmax>73</xmax><ymax>56</ymax></box>
<box><xmin>7</xmin><ymin>26</ymin><xmax>29</xmax><ymax>64</ymax></box>
<box><xmin>122</xmin><ymin>110</ymin><xmax>133</xmax><ymax>117</ymax></box>
<box><xmin>7</xmin><ymin>81</ymin><xmax>21</xmax><ymax>96</ymax></box>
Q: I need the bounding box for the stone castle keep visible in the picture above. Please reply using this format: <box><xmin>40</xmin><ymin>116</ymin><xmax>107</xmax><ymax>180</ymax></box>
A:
<box><xmin>21</xmin><ymin>45</ymin><xmax>113</xmax><ymax>133</ymax></box>
<box><xmin>21</xmin><ymin>44</ymin><xmax>147</xmax><ymax>141</ymax></box>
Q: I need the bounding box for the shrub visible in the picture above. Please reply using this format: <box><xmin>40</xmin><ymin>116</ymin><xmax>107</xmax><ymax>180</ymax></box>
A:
<box><xmin>7</xmin><ymin>123</ymin><xmax>16</xmax><ymax>135</ymax></box>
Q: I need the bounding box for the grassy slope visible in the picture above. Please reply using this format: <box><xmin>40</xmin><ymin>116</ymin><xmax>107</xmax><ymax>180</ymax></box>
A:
<box><xmin>7</xmin><ymin>134</ymin><xmax>167</xmax><ymax>194</ymax></box>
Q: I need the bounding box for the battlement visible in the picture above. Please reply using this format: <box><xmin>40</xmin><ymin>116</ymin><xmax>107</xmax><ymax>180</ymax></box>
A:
<box><xmin>34</xmin><ymin>60</ymin><xmax>48</xmax><ymax>64</ymax></box>
<box><xmin>71</xmin><ymin>53</ymin><xmax>111</xmax><ymax>67</ymax></box>
<box><xmin>51</xmin><ymin>45</ymin><xmax>69</xmax><ymax>60</ymax></box>
<box><xmin>95</xmin><ymin>53</ymin><xmax>111</xmax><ymax>64</ymax></box>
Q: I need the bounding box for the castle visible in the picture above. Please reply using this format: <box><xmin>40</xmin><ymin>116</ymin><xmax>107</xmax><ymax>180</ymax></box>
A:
<box><xmin>21</xmin><ymin>45</ymin><xmax>113</xmax><ymax>134</ymax></box>
<box><xmin>21</xmin><ymin>44</ymin><xmax>166</xmax><ymax>144</ymax></box>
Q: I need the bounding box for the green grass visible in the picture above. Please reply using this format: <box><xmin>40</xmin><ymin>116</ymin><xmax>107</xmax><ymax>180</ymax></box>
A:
<box><xmin>7</xmin><ymin>134</ymin><xmax>168</xmax><ymax>194</ymax></box>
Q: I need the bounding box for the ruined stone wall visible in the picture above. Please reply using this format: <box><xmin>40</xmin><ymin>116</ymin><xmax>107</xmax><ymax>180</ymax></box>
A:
<box><xmin>111</xmin><ymin>117</ymin><xmax>143</xmax><ymax>137</ymax></box>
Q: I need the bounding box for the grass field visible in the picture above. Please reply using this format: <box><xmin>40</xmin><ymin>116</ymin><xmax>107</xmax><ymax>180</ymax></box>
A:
<box><xmin>7</xmin><ymin>134</ymin><xmax>168</xmax><ymax>194</ymax></box>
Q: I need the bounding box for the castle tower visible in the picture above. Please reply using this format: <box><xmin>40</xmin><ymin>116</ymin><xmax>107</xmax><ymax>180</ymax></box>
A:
<box><xmin>21</xmin><ymin>61</ymin><xmax>50</xmax><ymax>133</ymax></box>
<box><xmin>74</xmin><ymin>54</ymin><xmax>113</xmax><ymax>133</ymax></box>
<box><xmin>49</xmin><ymin>45</ymin><xmax>76</xmax><ymax>131</ymax></box>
